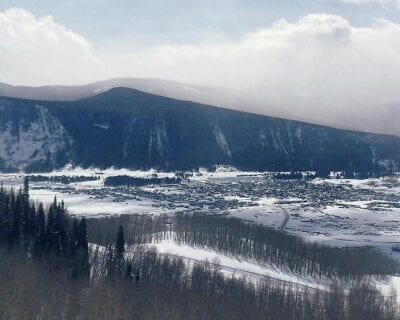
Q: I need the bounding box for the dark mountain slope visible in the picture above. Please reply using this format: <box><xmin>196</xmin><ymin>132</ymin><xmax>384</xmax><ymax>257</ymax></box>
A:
<box><xmin>2</xmin><ymin>78</ymin><xmax>399</xmax><ymax>137</ymax></box>
<box><xmin>0</xmin><ymin>87</ymin><xmax>399</xmax><ymax>172</ymax></box>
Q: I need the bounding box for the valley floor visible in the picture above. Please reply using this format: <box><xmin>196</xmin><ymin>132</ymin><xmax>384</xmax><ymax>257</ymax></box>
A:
<box><xmin>2</xmin><ymin>166</ymin><xmax>400</xmax><ymax>296</ymax></box>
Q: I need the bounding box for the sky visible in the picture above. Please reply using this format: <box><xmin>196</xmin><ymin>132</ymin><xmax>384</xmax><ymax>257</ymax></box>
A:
<box><xmin>0</xmin><ymin>0</ymin><xmax>400</xmax><ymax>134</ymax></box>
<box><xmin>1</xmin><ymin>0</ymin><xmax>399</xmax><ymax>85</ymax></box>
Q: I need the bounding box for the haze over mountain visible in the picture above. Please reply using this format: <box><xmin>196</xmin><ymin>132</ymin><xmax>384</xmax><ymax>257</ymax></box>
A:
<box><xmin>2</xmin><ymin>6</ymin><xmax>400</xmax><ymax>137</ymax></box>
<box><xmin>1</xmin><ymin>78</ymin><xmax>399</xmax><ymax>137</ymax></box>
<box><xmin>0</xmin><ymin>87</ymin><xmax>399</xmax><ymax>173</ymax></box>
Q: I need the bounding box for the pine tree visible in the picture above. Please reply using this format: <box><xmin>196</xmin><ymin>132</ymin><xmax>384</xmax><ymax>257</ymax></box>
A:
<box><xmin>21</xmin><ymin>178</ymin><xmax>31</xmax><ymax>246</ymax></box>
<box><xmin>125</xmin><ymin>263</ymin><xmax>133</xmax><ymax>279</ymax></box>
<box><xmin>0</xmin><ymin>188</ymin><xmax>10</xmax><ymax>244</ymax></box>
<box><xmin>46</xmin><ymin>197</ymin><xmax>58</xmax><ymax>255</ymax></box>
<box><xmin>115</xmin><ymin>226</ymin><xmax>125</xmax><ymax>262</ymax></box>
<box><xmin>106</xmin><ymin>245</ymin><xmax>115</xmax><ymax>279</ymax></box>
<box><xmin>76</xmin><ymin>218</ymin><xmax>90</xmax><ymax>278</ymax></box>
<box><xmin>115</xmin><ymin>226</ymin><xmax>125</xmax><ymax>275</ymax></box>
<box><xmin>70</xmin><ymin>218</ymin><xmax>79</xmax><ymax>257</ymax></box>
<box><xmin>28</xmin><ymin>204</ymin><xmax>36</xmax><ymax>236</ymax></box>
<box><xmin>10</xmin><ymin>189</ymin><xmax>22</xmax><ymax>247</ymax></box>
<box><xmin>78</xmin><ymin>218</ymin><xmax>89</xmax><ymax>252</ymax></box>
<box><xmin>54</xmin><ymin>200</ymin><xmax>68</xmax><ymax>257</ymax></box>
<box><xmin>1</xmin><ymin>184</ymin><xmax>91</xmax><ymax>281</ymax></box>
<box><xmin>23</xmin><ymin>177</ymin><xmax>29</xmax><ymax>199</ymax></box>
<box><xmin>33</xmin><ymin>203</ymin><xmax>46</xmax><ymax>258</ymax></box>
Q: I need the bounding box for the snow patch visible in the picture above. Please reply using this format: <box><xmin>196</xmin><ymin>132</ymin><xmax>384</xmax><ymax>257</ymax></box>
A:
<box><xmin>151</xmin><ymin>239</ymin><xmax>326</xmax><ymax>290</ymax></box>
<box><xmin>93</xmin><ymin>123</ymin><xmax>109</xmax><ymax>130</ymax></box>
<box><xmin>0</xmin><ymin>105</ymin><xmax>71</xmax><ymax>169</ymax></box>
<box><xmin>212</xmin><ymin>124</ymin><xmax>231</xmax><ymax>157</ymax></box>
<box><xmin>148</xmin><ymin>122</ymin><xmax>171</xmax><ymax>158</ymax></box>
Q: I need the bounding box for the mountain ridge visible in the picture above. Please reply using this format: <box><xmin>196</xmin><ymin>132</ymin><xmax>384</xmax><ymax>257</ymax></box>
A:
<box><xmin>0</xmin><ymin>87</ymin><xmax>399</xmax><ymax>173</ymax></box>
<box><xmin>4</xmin><ymin>86</ymin><xmax>395</xmax><ymax>139</ymax></box>
<box><xmin>1</xmin><ymin>78</ymin><xmax>399</xmax><ymax>137</ymax></box>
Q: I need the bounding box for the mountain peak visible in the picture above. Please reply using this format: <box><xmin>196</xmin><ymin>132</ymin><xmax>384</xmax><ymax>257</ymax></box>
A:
<box><xmin>84</xmin><ymin>86</ymin><xmax>189</xmax><ymax>107</ymax></box>
<box><xmin>0</xmin><ymin>92</ymin><xmax>399</xmax><ymax>173</ymax></box>
<box><xmin>93</xmin><ymin>86</ymin><xmax>148</xmax><ymax>99</ymax></box>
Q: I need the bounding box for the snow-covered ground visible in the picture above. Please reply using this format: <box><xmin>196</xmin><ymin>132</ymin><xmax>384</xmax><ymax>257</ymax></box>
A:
<box><xmin>2</xmin><ymin>166</ymin><xmax>400</xmax><ymax>296</ymax></box>
<box><xmin>146</xmin><ymin>239</ymin><xmax>400</xmax><ymax>299</ymax></box>
<box><xmin>1</xmin><ymin>167</ymin><xmax>400</xmax><ymax>249</ymax></box>
<box><xmin>150</xmin><ymin>239</ymin><xmax>326</xmax><ymax>290</ymax></box>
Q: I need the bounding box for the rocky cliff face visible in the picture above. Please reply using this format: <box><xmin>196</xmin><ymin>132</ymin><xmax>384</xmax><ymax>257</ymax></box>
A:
<box><xmin>0</xmin><ymin>100</ymin><xmax>72</xmax><ymax>172</ymax></box>
<box><xmin>0</xmin><ymin>88</ymin><xmax>399</xmax><ymax>173</ymax></box>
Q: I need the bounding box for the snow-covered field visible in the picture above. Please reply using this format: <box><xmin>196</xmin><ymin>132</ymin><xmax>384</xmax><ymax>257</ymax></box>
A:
<box><xmin>2</xmin><ymin>166</ymin><xmax>400</xmax><ymax>295</ymax></box>
<box><xmin>1</xmin><ymin>167</ymin><xmax>400</xmax><ymax>249</ymax></box>
<box><xmin>147</xmin><ymin>239</ymin><xmax>400</xmax><ymax>298</ymax></box>
<box><xmin>150</xmin><ymin>239</ymin><xmax>326</xmax><ymax>290</ymax></box>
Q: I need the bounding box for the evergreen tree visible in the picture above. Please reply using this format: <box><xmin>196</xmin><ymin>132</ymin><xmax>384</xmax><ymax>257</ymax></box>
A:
<box><xmin>23</xmin><ymin>176</ymin><xmax>29</xmax><ymax>200</ymax></box>
<box><xmin>78</xmin><ymin>218</ymin><xmax>89</xmax><ymax>252</ymax></box>
<box><xmin>10</xmin><ymin>189</ymin><xmax>22</xmax><ymax>247</ymax></box>
<box><xmin>76</xmin><ymin>218</ymin><xmax>90</xmax><ymax>278</ymax></box>
<box><xmin>106</xmin><ymin>245</ymin><xmax>115</xmax><ymax>279</ymax></box>
<box><xmin>70</xmin><ymin>218</ymin><xmax>79</xmax><ymax>257</ymax></box>
<box><xmin>115</xmin><ymin>225</ymin><xmax>125</xmax><ymax>263</ymax></box>
<box><xmin>46</xmin><ymin>197</ymin><xmax>57</xmax><ymax>255</ymax></box>
<box><xmin>54</xmin><ymin>200</ymin><xmax>68</xmax><ymax>257</ymax></box>
<box><xmin>125</xmin><ymin>262</ymin><xmax>133</xmax><ymax>279</ymax></box>
<box><xmin>115</xmin><ymin>226</ymin><xmax>125</xmax><ymax>275</ymax></box>
<box><xmin>28</xmin><ymin>204</ymin><xmax>36</xmax><ymax>236</ymax></box>
<box><xmin>0</xmin><ymin>184</ymin><xmax>90</xmax><ymax>280</ymax></box>
<box><xmin>0</xmin><ymin>188</ymin><xmax>10</xmax><ymax>244</ymax></box>
<box><xmin>33</xmin><ymin>203</ymin><xmax>46</xmax><ymax>258</ymax></box>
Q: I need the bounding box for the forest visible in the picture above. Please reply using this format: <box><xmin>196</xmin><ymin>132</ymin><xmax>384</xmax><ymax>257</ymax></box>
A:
<box><xmin>87</xmin><ymin>214</ymin><xmax>398</xmax><ymax>280</ymax></box>
<box><xmin>28</xmin><ymin>175</ymin><xmax>100</xmax><ymax>184</ymax></box>
<box><xmin>1</xmin><ymin>179</ymin><xmax>400</xmax><ymax>319</ymax></box>
<box><xmin>104</xmin><ymin>175</ymin><xmax>182</xmax><ymax>187</ymax></box>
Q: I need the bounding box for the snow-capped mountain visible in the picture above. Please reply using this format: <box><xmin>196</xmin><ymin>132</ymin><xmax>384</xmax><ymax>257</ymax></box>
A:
<box><xmin>1</xmin><ymin>78</ymin><xmax>400</xmax><ymax>137</ymax></box>
<box><xmin>0</xmin><ymin>87</ymin><xmax>399</xmax><ymax>172</ymax></box>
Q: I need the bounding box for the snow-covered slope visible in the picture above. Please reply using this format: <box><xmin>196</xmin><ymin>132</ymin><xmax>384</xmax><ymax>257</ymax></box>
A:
<box><xmin>1</xmin><ymin>88</ymin><xmax>400</xmax><ymax>172</ymax></box>
<box><xmin>151</xmin><ymin>239</ymin><xmax>326</xmax><ymax>290</ymax></box>
<box><xmin>1</xmin><ymin>78</ymin><xmax>400</xmax><ymax>136</ymax></box>
<box><xmin>0</xmin><ymin>103</ymin><xmax>72</xmax><ymax>171</ymax></box>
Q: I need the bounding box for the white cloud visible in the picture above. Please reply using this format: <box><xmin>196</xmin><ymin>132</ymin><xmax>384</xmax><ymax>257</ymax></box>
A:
<box><xmin>1</xmin><ymin>8</ymin><xmax>400</xmax><ymax>134</ymax></box>
<box><xmin>0</xmin><ymin>8</ymin><xmax>102</xmax><ymax>85</ymax></box>
<box><xmin>116</xmin><ymin>13</ymin><xmax>400</xmax><ymax>133</ymax></box>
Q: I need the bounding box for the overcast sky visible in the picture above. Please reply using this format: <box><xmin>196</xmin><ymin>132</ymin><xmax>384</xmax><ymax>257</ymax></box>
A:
<box><xmin>1</xmin><ymin>0</ymin><xmax>399</xmax><ymax>84</ymax></box>
<box><xmin>1</xmin><ymin>0</ymin><xmax>400</xmax><ymax>134</ymax></box>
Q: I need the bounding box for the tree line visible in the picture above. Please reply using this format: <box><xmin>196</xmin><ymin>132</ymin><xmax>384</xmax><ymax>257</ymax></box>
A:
<box><xmin>1</xmin><ymin>181</ymin><xmax>400</xmax><ymax>319</ymax></box>
<box><xmin>104</xmin><ymin>175</ymin><xmax>182</xmax><ymax>187</ymax></box>
<box><xmin>0</xmin><ymin>178</ymin><xmax>89</xmax><ymax>278</ymax></box>
<box><xmin>87</xmin><ymin>214</ymin><xmax>398</xmax><ymax>281</ymax></box>
<box><xmin>28</xmin><ymin>175</ymin><xmax>100</xmax><ymax>184</ymax></box>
